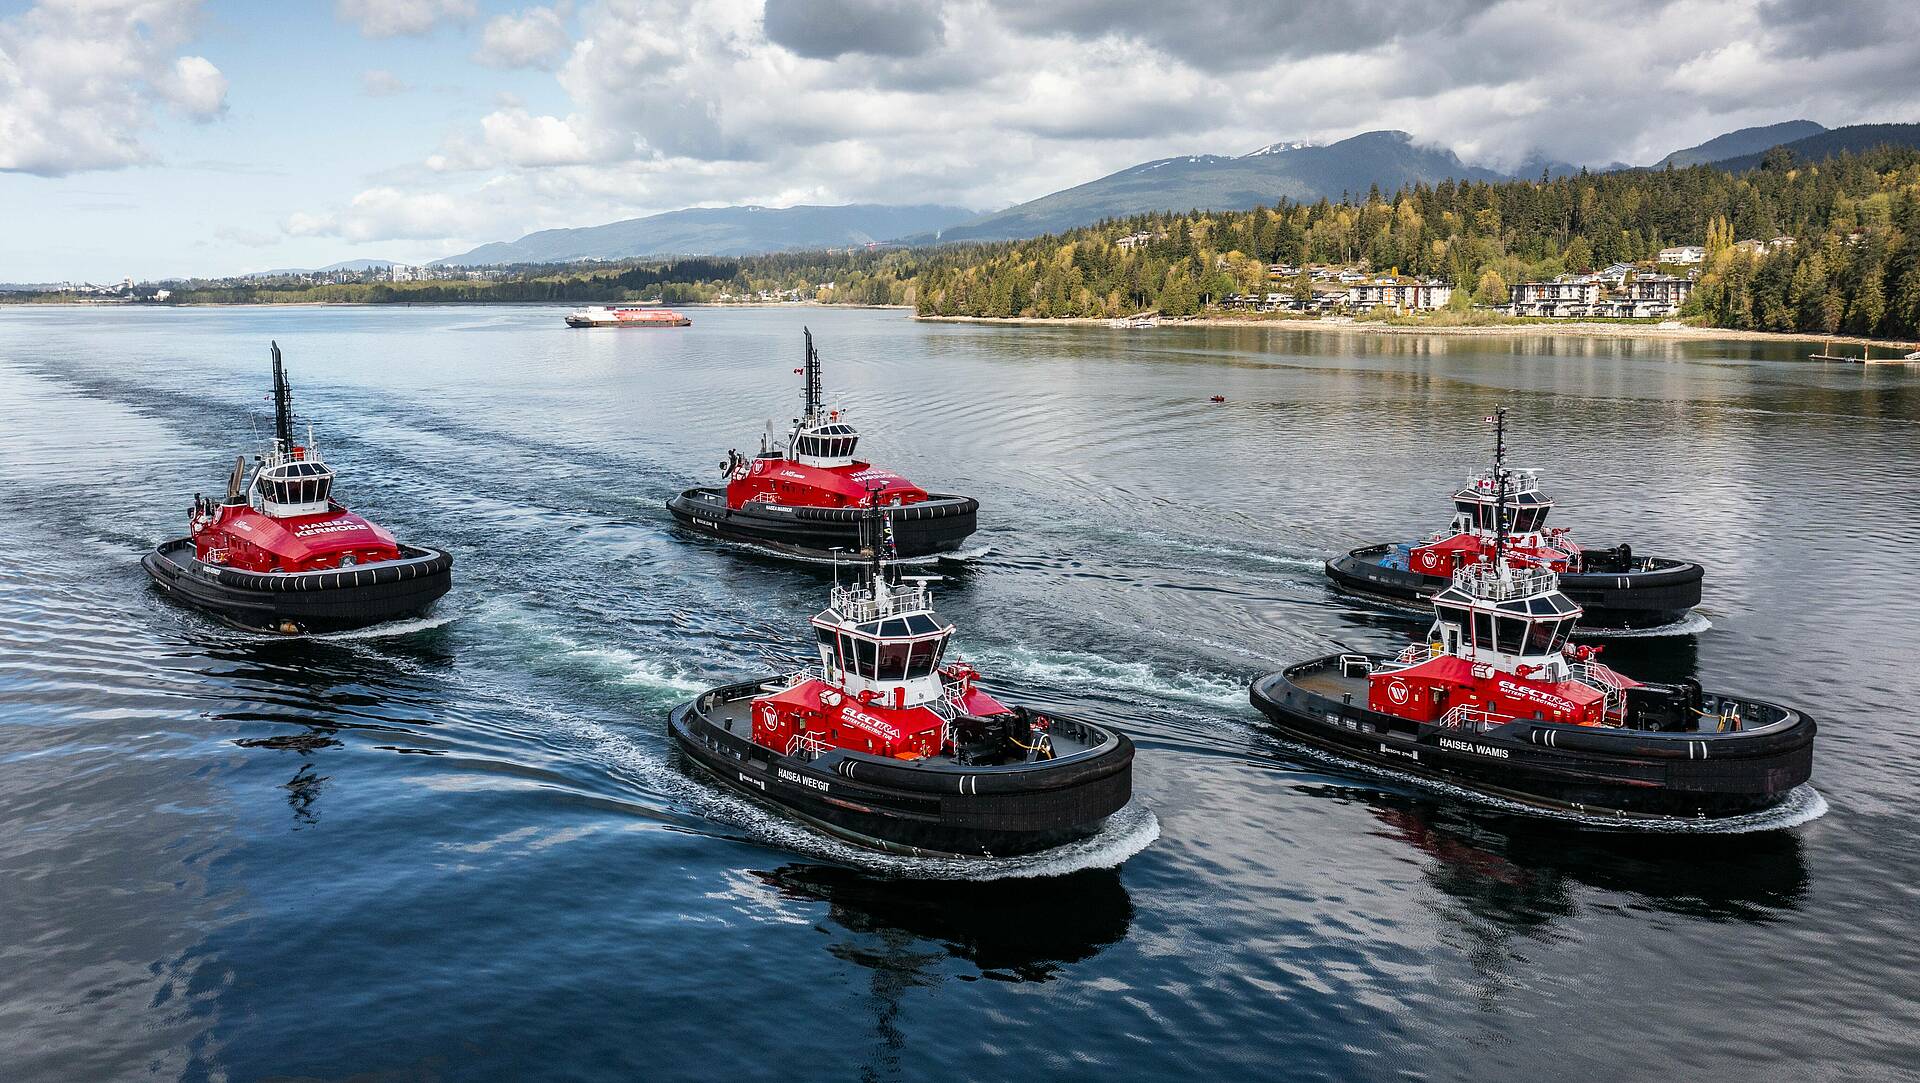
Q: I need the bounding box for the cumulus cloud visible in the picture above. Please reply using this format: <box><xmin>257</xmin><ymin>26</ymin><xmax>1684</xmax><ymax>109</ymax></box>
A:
<box><xmin>335</xmin><ymin>0</ymin><xmax>475</xmax><ymax>39</ymax></box>
<box><xmin>0</xmin><ymin>0</ymin><xmax>229</xmax><ymax>176</ymax></box>
<box><xmin>474</xmin><ymin>4</ymin><xmax>574</xmax><ymax>69</ymax></box>
<box><xmin>762</xmin><ymin>0</ymin><xmax>944</xmax><ymax>59</ymax></box>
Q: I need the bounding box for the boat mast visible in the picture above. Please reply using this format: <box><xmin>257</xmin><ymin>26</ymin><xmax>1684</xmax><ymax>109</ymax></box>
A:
<box><xmin>801</xmin><ymin>327</ymin><xmax>823</xmax><ymax>422</ymax></box>
<box><xmin>1492</xmin><ymin>405</ymin><xmax>1509</xmax><ymax>569</ymax></box>
<box><xmin>270</xmin><ymin>341</ymin><xmax>294</xmax><ymax>456</ymax></box>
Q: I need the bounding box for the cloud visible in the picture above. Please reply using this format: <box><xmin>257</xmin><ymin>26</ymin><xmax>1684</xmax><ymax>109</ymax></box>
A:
<box><xmin>335</xmin><ymin>0</ymin><xmax>475</xmax><ymax>39</ymax></box>
<box><xmin>988</xmin><ymin>0</ymin><xmax>1499</xmax><ymax>72</ymax></box>
<box><xmin>362</xmin><ymin>69</ymin><xmax>413</xmax><ymax>96</ymax></box>
<box><xmin>0</xmin><ymin>0</ymin><xmax>229</xmax><ymax>176</ymax></box>
<box><xmin>286</xmin><ymin>186</ymin><xmax>474</xmax><ymax>242</ymax></box>
<box><xmin>762</xmin><ymin>0</ymin><xmax>944</xmax><ymax>59</ymax></box>
<box><xmin>313</xmin><ymin>0</ymin><xmax>1920</xmax><ymax>258</ymax></box>
<box><xmin>478</xmin><ymin>108</ymin><xmax>602</xmax><ymax>165</ymax></box>
<box><xmin>474</xmin><ymin>4</ymin><xmax>573</xmax><ymax>69</ymax></box>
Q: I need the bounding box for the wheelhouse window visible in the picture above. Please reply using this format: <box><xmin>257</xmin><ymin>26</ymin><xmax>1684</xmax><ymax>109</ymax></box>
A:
<box><xmin>1496</xmin><ymin>617</ymin><xmax>1529</xmax><ymax>655</ymax></box>
<box><xmin>849</xmin><ymin>636</ymin><xmax>878</xmax><ymax>680</ymax></box>
<box><xmin>1471</xmin><ymin>611</ymin><xmax>1495</xmax><ymax>650</ymax></box>
<box><xmin>1525</xmin><ymin>618</ymin><xmax>1561</xmax><ymax>655</ymax></box>
<box><xmin>814</xmin><ymin>626</ymin><xmax>843</xmax><ymax>676</ymax></box>
<box><xmin>876</xmin><ymin>639</ymin><xmax>914</xmax><ymax>681</ymax></box>
<box><xmin>904</xmin><ymin>638</ymin><xmax>944</xmax><ymax>679</ymax></box>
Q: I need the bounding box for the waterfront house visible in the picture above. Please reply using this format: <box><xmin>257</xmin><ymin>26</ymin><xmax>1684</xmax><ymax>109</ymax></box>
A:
<box><xmin>1595</xmin><ymin>262</ymin><xmax>1636</xmax><ymax>286</ymax></box>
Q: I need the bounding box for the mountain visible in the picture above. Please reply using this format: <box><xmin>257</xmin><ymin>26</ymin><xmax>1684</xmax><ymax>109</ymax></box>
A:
<box><xmin>931</xmin><ymin>131</ymin><xmax>1510</xmax><ymax>243</ymax></box>
<box><xmin>1655</xmin><ymin>120</ymin><xmax>1826</xmax><ymax>168</ymax></box>
<box><xmin>435</xmin><ymin>203</ymin><xmax>975</xmax><ymax>265</ymax></box>
<box><xmin>1706</xmin><ymin>123</ymin><xmax>1920</xmax><ymax>172</ymax></box>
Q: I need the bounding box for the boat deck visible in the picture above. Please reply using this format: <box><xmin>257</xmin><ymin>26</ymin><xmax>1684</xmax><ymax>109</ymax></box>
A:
<box><xmin>700</xmin><ymin>683</ymin><xmax>1109</xmax><ymax>766</ymax></box>
<box><xmin>1287</xmin><ymin>660</ymin><xmax>1791</xmax><ymax>736</ymax></box>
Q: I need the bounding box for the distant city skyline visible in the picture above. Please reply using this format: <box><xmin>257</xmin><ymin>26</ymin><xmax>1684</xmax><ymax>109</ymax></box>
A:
<box><xmin>4</xmin><ymin>0</ymin><xmax>1918</xmax><ymax>280</ymax></box>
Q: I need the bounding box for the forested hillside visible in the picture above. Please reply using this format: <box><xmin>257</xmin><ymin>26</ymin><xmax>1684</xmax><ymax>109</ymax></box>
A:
<box><xmin>914</xmin><ymin>147</ymin><xmax>1920</xmax><ymax>338</ymax></box>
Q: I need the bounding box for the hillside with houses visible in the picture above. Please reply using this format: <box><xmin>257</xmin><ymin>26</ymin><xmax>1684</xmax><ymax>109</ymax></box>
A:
<box><xmin>913</xmin><ymin>145</ymin><xmax>1920</xmax><ymax>340</ymax></box>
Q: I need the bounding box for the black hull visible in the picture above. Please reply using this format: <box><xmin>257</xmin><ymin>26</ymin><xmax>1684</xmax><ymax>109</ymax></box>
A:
<box><xmin>142</xmin><ymin>537</ymin><xmax>453</xmax><ymax>634</ymax></box>
<box><xmin>1250</xmin><ymin>658</ymin><xmax>1814</xmax><ymax>820</ymax></box>
<box><xmin>669</xmin><ymin>679</ymin><xmax>1133</xmax><ymax>858</ymax></box>
<box><xmin>1327</xmin><ymin>545</ymin><xmax>1704</xmax><ymax>630</ymax></box>
<box><xmin>668</xmin><ymin>489</ymin><xmax>979</xmax><ymax>561</ymax></box>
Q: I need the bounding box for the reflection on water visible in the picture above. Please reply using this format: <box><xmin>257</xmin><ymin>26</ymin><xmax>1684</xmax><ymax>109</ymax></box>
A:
<box><xmin>758</xmin><ymin>864</ymin><xmax>1133</xmax><ymax>983</ymax></box>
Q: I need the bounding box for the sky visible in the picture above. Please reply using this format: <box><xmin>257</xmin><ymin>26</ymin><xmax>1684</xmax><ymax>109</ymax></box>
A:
<box><xmin>3</xmin><ymin>0</ymin><xmax>1919</xmax><ymax>282</ymax></box>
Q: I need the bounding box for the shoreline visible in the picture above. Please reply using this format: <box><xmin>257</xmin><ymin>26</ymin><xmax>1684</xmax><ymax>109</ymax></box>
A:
<box><xmin>2</xmin><ymin>298</ymin><xmax>1911</xmax><ymax>350</ymax></box>
<box><xmin>912</xmin><ymin>313</ymin><xmax>1918</xmax><ymax>349</ymax></box>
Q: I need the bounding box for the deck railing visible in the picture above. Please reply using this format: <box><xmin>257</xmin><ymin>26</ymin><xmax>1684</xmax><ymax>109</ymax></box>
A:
<box><xmin>1452</xmin><ymin>561</ymin><xmax>1557</xmax><ymax>600</ymax></box>
<box><xmin>1436</xmin><ymin>704</ymin><xmax>1504</xmax><ymax>732</ymax></box>
<box><xmin>785</xmin><ymin>731</ymin><xmax>831</xmax><ymax>760</ymax></box>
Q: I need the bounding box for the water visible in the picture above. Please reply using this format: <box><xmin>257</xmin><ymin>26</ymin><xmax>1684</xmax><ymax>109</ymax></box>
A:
<box><xmin>2</xmin><ymin>305</ymin><xmax>1916</xmax><ymax>1080</ymax></box>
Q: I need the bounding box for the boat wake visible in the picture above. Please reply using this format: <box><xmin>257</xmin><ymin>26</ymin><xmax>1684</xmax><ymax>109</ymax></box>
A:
<box><xmin>937</xmin><ymin>543</ymin><xmax>994</xmax><ymax>563</ymax></box>
<box><xmin>1576</xmin><ymin>613</ymin><xmax>1714</xmax><ymax>639</ymax></box>
<box><xmin>977</xmin><ymin>644</ymin><xmax>1248</xmax><ymax>710</ymax></box>
<box><xmin>1274</xmin><ymin>735</ymin><xmax>1828</xmax><ymax>833</ymax></box>
<box><xmin>312</xmin><ymin>613</ymin><xmax>460</xmax><ymax>641</ymax></box>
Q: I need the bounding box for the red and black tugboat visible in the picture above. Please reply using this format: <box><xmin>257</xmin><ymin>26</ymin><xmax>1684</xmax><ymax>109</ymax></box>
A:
<box><xmin>669</xmin><ymin>500</ymin><xmax>1133</xmax><ymax>857</ymax></box>
<box><xmin>142</xmin><ymin>342</ymin><xmax>452</xmax><ymax>634</ymax></box>
<box><xmin>667</xmin><ymin>329</ymin><xmax>978</xmax><ymax>561</ymax></box>
<box><xmin>1325</xmin><ymin>408</ymin><xmax>1704</xmax><ymax>630</ymax></box>
<box><xmin>1255</xmin><ymin>471</ymin><xmax>1812</xmax><ymax>819</ymax></box>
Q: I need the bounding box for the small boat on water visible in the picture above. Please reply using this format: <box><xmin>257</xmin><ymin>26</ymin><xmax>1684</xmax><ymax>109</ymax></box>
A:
<box><xmin>669</xmin><ymin>502</ymin><xmax>1133</xmax><ymax>857</ymax></box>
<box><xmin>667</xmin><ymin>328</ymin><xmax>979</xmax><ymax>561</ymax></box>
<box><xmin>1325</xmin><ymin>407</ymin><xmax>1703</xmax><ymax>630</ymax></box>
<box><xmin>1256</xmin><ymin>490</ymin><xmax>1813</xmax><ymax>819</ymax></box>
<box><xmin>564</xmin><ymin>305</ymin><xmax>691</xmax><ymax>328</ymax></box>
<box><xmin>142</xmin><ymin>343</ymin><xmax>452</xmax><ymax>634</ymax></box>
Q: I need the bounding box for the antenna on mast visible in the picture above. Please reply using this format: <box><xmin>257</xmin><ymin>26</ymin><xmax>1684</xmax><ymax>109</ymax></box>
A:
<box><xmin>270</xmin><ymin>341</ymin><xmax>294</xmax><ymax>456</ymax></box>
<box><xmin>1492</xmin><ymin>405</ymin><xmax>1509</xmax><ymax>566</ymax></box>
<box><xmin>1492</xmin><ymin>404</ymin><xmax>1507</xmax><ymax>477</ymax></box>
<box><xmin>801</xmin><ymin>327</ymin><xmax>822</xmax><ymax>421</ymax></box>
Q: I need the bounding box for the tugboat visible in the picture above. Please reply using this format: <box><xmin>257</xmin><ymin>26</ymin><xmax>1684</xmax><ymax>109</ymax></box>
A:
<box><xmin>142</xmin><ymin>342</ymin><xmax>453</xmax><ymax>634</ymax></box>
<box><xmin>564</xmin><ymin>305</ymin><xmax>691</xmax><ymax>328</ymax></box>
<box><xmin>667</xmin><ymin>329</ymin><xmax>979</xmax><ymax>561</ymax></box>
<box><xmin>1325</xmin><ymin>408</ymin><xmax>1704</xmax><ymax>630</ymax></box>
<box><xmin>1254</xmin><ymin>472</ymin><xmax>1812</xmax><ymax>819</ymax></box>
<box><xmin>669</xmin><ymin>499</ymin><xmax>1132</xmax><ymax>858</ymax></box>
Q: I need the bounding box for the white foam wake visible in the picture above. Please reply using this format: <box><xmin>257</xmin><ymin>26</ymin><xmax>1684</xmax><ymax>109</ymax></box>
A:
<box><xmin>312</xmin><ymin>613</ymin><xmax>460</xmax><ymax>641</ymax></box>
<box><xmin>1576</xmin><ymin>613</ymin><xmax>1715</xmax><ymax>639</ymax></box>
<box><xmin>1276</xmin><ymin>735</ymin><xmax>1828</xmax><ymax>833</ymax></box>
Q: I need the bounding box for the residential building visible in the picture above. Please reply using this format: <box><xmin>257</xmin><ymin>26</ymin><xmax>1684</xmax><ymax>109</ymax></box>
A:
<box><xmin>1510</xmin><ymin>277</ymin><xmax>1600</xmax><ymax>316</ymax></box>
<box><xmin>1348</xmin><ymin>278</ymin><xmax>1453</xmax><ymax>312</ymax></box>
<box><xmin>1624</xmin><ymin>273</ymin><xmax>1693</xmax><ymax>311</ymax></box>
<box><xmin>1657</xmin><ymin>245</ymin><xmax>1706</xmax><ymax>265</ymax></box>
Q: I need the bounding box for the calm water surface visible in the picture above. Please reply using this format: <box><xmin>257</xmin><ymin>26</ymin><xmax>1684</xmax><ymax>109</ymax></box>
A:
<box><xmin>2</xmin><ymin>305</ymin><xmax>1916</xmax><ymax>1081</ymax></box>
